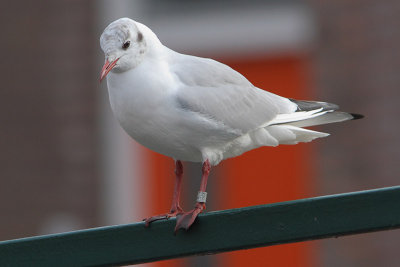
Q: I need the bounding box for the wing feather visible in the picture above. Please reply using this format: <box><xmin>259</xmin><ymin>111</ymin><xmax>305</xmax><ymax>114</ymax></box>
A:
<box><xmin>171</xmin><ymin>54</ymin><xmax>297</xmax><ymax>134</ymax></box>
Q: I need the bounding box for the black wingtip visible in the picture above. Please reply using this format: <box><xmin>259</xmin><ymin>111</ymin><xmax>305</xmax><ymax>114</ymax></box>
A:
<box><xmin>351</xmin><ymin>113</ymin><xmax>364</xmax><ymax>120</ymax></box>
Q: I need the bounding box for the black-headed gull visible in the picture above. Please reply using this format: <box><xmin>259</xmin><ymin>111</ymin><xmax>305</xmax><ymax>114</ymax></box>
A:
<box><xmin>99</xmin><ymin>18</ymin><xmax>362</xmax><ymax>232</ymax></box>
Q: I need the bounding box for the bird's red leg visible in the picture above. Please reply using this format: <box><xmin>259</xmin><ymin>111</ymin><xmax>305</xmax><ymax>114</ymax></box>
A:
<box><xmin>144</xmin><ymin>160</ymin><xmax>184</xmax><ymax>227</ymax></box>
<box><xmin>174</xmin><ymin>159</ymin><xmax>211</xmax><ymax>233</ymax></box>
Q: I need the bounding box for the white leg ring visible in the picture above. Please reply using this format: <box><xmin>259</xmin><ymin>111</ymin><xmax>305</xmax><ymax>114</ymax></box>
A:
<box><xmin>197</xmin><ymin>191</ymin><xmax>207</xmax><ymax>203</ymax></box>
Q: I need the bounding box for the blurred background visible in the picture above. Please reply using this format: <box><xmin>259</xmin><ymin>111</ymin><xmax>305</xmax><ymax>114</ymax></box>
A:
<box><xmin>1</xmin><ymin>0</ymin><xmax>400</xmax><ymax>266</ymax></box>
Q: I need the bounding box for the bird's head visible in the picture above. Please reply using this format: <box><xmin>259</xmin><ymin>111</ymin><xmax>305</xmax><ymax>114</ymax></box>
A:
<box><xmin>99</xmin><ymin>18</ymin><xmax>148</xmax><ymax>82</ymax></box>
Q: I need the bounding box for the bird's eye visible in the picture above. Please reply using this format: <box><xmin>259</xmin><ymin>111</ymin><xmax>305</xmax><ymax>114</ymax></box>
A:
<box><xmin>122</xmin><ymin>41</ymin><xmax>130</xmax><ymax>50</ymax></box>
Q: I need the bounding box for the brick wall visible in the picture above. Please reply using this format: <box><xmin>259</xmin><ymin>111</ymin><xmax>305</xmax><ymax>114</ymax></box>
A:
<box><xmin>310</xmin><ymin>1</ymin><xmax>400</xmax><ymax>266</ymax></box>
<box><xmin>0</xmin><ymin>1</ymin><xmax>99</xmax><ymax>239</ymax></box>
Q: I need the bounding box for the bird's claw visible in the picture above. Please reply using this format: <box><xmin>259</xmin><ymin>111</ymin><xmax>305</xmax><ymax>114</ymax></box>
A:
<box><xmin>174</xmin><ymin>203</ymin><xmax>205</xmax><ymax>234</ymax></box>
<box><xmin>143</xmin><ymin>207</ymin><xmax>183</xmax><ymax>227</ymax></box>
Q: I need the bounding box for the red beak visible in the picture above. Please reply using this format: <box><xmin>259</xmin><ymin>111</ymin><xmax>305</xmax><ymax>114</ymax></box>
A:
<box><xmin>100</xmin><ymin>58</ymin><xmax>119</xmax><ymax>82</ymax></box>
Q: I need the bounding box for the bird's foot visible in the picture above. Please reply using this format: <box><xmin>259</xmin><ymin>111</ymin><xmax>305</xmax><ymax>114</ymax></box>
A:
<box><xmin>174</xmin><ymin>202</ymin><xmax>205</xmax><ymax>233</ymax></box>
<box><xmin>144</xmin><ymin>206</ymin><xmax>183</xmax><ymax>227</ymax></box>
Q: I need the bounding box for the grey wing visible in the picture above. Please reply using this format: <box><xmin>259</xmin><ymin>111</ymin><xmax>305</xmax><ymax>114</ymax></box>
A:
<box><xmin>171</xmin><ymin>55</ymin><xmax>297</xmax><ymax>134</ymax></box>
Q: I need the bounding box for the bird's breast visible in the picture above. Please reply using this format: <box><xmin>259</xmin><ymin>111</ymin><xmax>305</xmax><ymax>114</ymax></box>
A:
<box><xmin>107</xmin><ymin>67</ymin><xmax>169</xmax><ymax>134</ymax></box>
<box><xmin>105</xmin><ymin>66</ymin><xmax>203</xmax><ymax>161</ymax></box>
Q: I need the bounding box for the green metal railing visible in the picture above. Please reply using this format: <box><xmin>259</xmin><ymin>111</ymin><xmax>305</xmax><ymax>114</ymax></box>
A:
<box><xmin>1</xmin><ymin>186</ymin><xmax>400</xmax><ymax>266</ymax></box>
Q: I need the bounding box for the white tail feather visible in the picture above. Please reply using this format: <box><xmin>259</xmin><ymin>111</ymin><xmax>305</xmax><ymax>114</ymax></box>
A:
<box><xmin>283</xmin><ymin>111</ymin><xmax>354</xmax><ymax>127</ymax></box>
<box><xmin>268</xmin><ymin>125</ymin><xmax>329</xmax><ymax>145</ymax></box>
<box><xmin>269</xmin><ymin>109</ymin><xmax>354</xmax><ymax>128</ymax></box>
<box><xmin>268</xmin><ymin>108</ymin><xmax>325</xmax><ymax>125</ymax></box>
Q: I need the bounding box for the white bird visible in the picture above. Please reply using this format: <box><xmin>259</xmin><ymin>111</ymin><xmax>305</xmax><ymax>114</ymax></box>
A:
<box><xmin>99</xmin><ymin>18</ymin><xmax>362</xmax><ymax>232</ymax></box>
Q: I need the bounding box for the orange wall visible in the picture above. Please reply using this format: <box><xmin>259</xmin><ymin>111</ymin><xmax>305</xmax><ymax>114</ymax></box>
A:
<box><xmin>143</xmin><ymin>55</ymin><xmax>316</xmax><ymax>267</ymax></box>
<box><xmin>219</xmin><ymin>55</ymin><xmax>316</xmax><ymax>267</ymax></box>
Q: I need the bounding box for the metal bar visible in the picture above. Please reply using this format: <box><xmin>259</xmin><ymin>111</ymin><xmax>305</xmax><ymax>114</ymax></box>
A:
<box><xmin>1</xmin><ymin>186</ymin><xmax>400</xmax><ymax>266</ymax></box>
